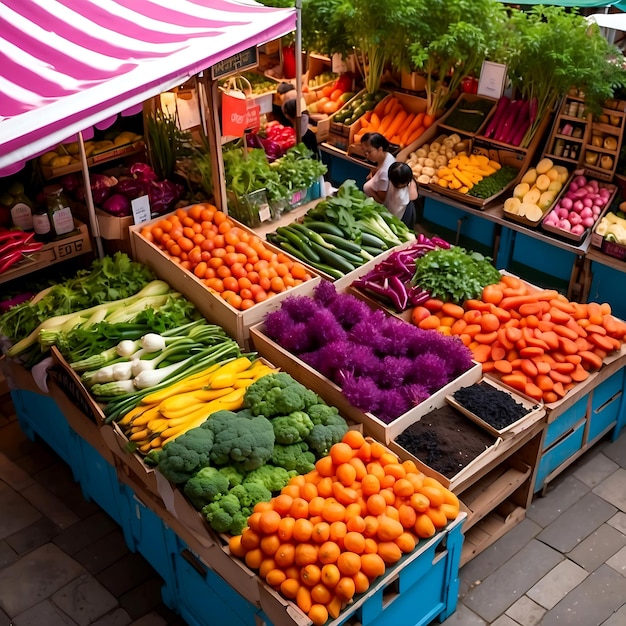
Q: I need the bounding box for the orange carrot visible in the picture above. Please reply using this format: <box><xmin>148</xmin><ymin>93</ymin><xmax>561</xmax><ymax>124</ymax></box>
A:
<box><xmin>501</xmin><ymin>373</ymin><xmax>529</xmax><ymax>392</ymax></box>
<box><xmin>524</xmin><ymin>383</ymin><xmax>544</xmax><ymax>401</ymax></box>
<box><xmin>494</xmin><ymin>360</ymin><xmax>513</xmax><ymax>374</ymax></box>
<box><xmin>472</xmin><ymin>344</ymin><xmax>492</xmax><ymax>363</ymax></box>
<box><xmin>570</xmin><ymin>365</ymin><xmax>590</xmax><ymax>382</ymax></box>
<box><xmin>519</xmin><ymin>346</ymin><xmax>544</xmax><ymax>359</ymax></box>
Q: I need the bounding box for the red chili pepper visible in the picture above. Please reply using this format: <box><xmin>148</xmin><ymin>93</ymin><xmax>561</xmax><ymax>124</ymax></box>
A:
<box><xmin>0</xmin><ymin>229</ymin><xmax>32</xmax><ymax>243</ymax></box>
<box><xmin>0</xmin><ymin>250</ymin><xmax>25</xmax><ymax>273</ymax></box>
<box><xmin>0</xmin><ymin>232</ymin><xmax>36</xmax><ymax>256</ymax></box>
<box><xmin>0</xmin><ymin>240</ymin><xmax>43</xmax><ymax>273</ymax></box>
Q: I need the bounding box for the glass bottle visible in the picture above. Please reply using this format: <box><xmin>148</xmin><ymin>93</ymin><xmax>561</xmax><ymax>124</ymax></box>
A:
<box><xmin>45</xmin><ymin>185</ymin><xmax>75</xmax><ymax>237</ymax></box>
<box><xmin>32</xmin><ymin>198</ymin><xmax>53</xmax><ymax>242</ymax></box>
<box><xmin>8</xmin><ymin>182</ymin><xmax>34</xmax><ymax>230</ymax></box>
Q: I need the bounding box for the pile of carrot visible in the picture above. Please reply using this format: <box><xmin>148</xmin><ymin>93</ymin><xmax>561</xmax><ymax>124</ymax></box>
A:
<box><xmin>229</xmin><ymin>430</ymin><xmax>459</xmax><ymax>626</ymax></box>
<box><xmin>139</xmin><ymin>204</ymin><xmax>313</xmax><ymax>311</ymax></box>
<box><xmin>354</xmin><ymin>96</ymin><xmax>435</xmax><ymax>148</ymax></box>
<box><xmin>411</xmin><ymin>274</ymin><xmax>626</xmax><ymax>403</ymax></box>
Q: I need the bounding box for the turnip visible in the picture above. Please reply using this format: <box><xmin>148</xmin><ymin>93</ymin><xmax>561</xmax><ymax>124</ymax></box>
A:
<box><xmin>556</xmin><ymin>207</ymin><xmax>569</xmax><ymax>219</ymax></box>
<box><xmin>561</xmin><ymin>197</ymin><xmax>573</xmax><ymax>210</ymax></box>
<box><xmin>580</xmin><ymin>207</ymin><xmax>593</xmax><ymax>219</ymax></box>
<box><xmin>569</xmin><ymin>212</ymin><xmax>582</xmax><ymax>226</ymax></box>
<box><xmin>571</xmin><ymin>224</ymin><xmax>585</xmax><ymax>236</ymax></box>
<box><xmin>581</xmin><ymin>217</ymin><xmax>595</xmax><ymax>228</ymax></box>
<box><xmin>582</xmin><ymin>197</ymin><xmax>593</xmax><ymax>208</ymax></box>
<box><xmin>558</xmin><ymin>219</ymin><xmax>572</xmax><ymax>230</ymax></box>
<box><xmin>573</xmin><ymin>175</ymin><xmax>587</xmax><ymax>187</ymax></box>
<box><xmin>573</xmin><ymin>200</ymin><xmax>584</xmax><ymax>212</ymax></box>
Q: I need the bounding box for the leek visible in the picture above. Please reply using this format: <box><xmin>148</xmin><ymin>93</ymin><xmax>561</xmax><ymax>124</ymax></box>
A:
<box><xmin>7</xmin><ymin>280</ymin><xmax>171</xmax><ymax>358</ymax></box>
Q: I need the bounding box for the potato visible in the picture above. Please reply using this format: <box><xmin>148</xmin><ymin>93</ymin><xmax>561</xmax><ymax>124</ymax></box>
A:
<box><xmin>522</xmin><ymin>188</ymin><xmax>541</xmax><ymax>205</ymax></box>
<box><xmin>424</xmin><ymin>158</ymin><xmax>435</xmax><ymax>168</ymax></box>
<box><xmin>548</xmin><ymin>180</ymin><xmax>563</xmax><ymax>193</ymax></box>
<box><xmin>427</xmin><ymin>151</ymin><xmax>439</xmax><ymax>160</ymax></box>
<box><xmin>431</xmin><ymin>142</ymin><xmax>441</xmax><ymax>152</ymax></box>
<box><xmin>417</xmin><ymin>174</ymin><xmax>432</xmax><ymax>184</ymax></box>
<box><xmin>535</xmin><ymin>158</ymin><xmax>554</xmax><ymax>175</ymax></box>
<box><xmin>545</xmin><ymin>167</ymin><xmax>560</xmax><ymax>182</ymax></box>
<box><xmin>435</xmin><ymin>155</ymin><xmax>448</xmax><ymax>167</ymax></box>
<box><xmin>535</xmin><ymin>174</ymin><xmax>551</xmax><ymax>191</ymax></box>
<box><xmin>416</xmin><ymin>148</ymin><xmax>428</xmax><ymax>158</ymax></box>
<box><xmin>513</xmin><ymin>182</ymin><xmax>530</xmax><ymax>200</ymax></box>
<box><xmin>422</xmin><ymin>166</ymin><xmax>436</xmax><ymax>177</ymax></box>
<box><xmin>417</xmin><ymin>157</ymin><xmax>426</xmax><ymax>166</ymax></box>
<box><xmin>521</xmin><ymin>168</ymin><xmax>537</xmax><ymax>185</ymax></box>
<box><xmin>504</xmin><ymin>197</ymin><xmax>521</xmax><ymax>214</ymax></box>
<box><xmin>539</xmin><ymin>191</ymin><xmax>556</xmax><ymax>210</ymax></box>
<box><xmin>524</xmin><ymin>204</ymin><xmax>544</xmax><ymax>222</ymax></box>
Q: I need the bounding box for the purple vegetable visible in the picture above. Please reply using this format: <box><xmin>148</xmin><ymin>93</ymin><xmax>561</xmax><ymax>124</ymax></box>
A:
<box><xmin>245</xmin><ymin>133</ymin><xmax>265</xmax><ymax>150</ymax></box>
<box><xmin>92</xmin><ymin>186</ymin><xmax>112</xmax><ymax>205</ymax></box>
<box><xmin>495</xmin><ymin>100</ymin><xmax>524</xmax><ymax>143</ymax></box>
<box><xmin>130</xmin><ymin>162</ymin><xmax>158</xmax><ymax>183</ymax></box>
<box><xmin>148</xmin><ymin>179</ymin><xmax>183</xmax><ymax>216</ymax></box>
<box><xmin>0</xmin><ymin>291</ymin><xmax>35</xmax><ymax>313</ymax></box>
<box><xmin>260</xmin><ymin>137</ymin><xmax>283</xmax><ymax>161</ymax></box>
<box><xmin>483</xmin><ymin>95</ymin><xmax>511</xmax><ymax>139</ymax></box>
<box><xmin>59</xmin><ymin>173</ymin><xmax>82</xmax><ymax>193</ymax></box>
<box><xmin>506</xmin><ymin>99</ymin><xmax>530</xmax><ymax>146</ymax></box>
<box><xmin>114</xmin><ymin>177</ymin><xmax>149</xmax><ymax>200</ymax></box>
<box><xmin>102</xmin><ymin>193</ymin><xmax>132</xmax><ymax>216</ymax></box>
<box><xmin>91</xmin><ymin>173</ymin><xmax>118</xmax><ymax>189</ymax></box>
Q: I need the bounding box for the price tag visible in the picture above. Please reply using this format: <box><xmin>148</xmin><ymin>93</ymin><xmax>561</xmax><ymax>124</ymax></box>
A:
<box><xmin>131</xmin><ymin>195</ymin><xmax>151</xmax><ymax>224</ymax></box>
<box><xmin>258</xmin><ymin>203</ymin><xmax>272</xmax><ymax>223</ymax></box>
<box><xmin>477</xmin><ymin>61</ymin><xmax>508</xmax><ymax>99</ymax></box>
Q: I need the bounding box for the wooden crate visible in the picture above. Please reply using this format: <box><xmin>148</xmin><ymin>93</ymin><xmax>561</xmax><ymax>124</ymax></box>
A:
<box><xmin>249</xmin><ymin>322</ymin><xmax>482</xmax><ymax>443</ymax></box>
<box><xmin>129</xmin><ymin>212</ymin><xmax>322</xmax><ymax>348</ymax></box>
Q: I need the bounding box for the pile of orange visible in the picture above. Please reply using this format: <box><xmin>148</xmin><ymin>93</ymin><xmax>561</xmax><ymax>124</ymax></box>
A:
<box><xmin>140</xmin><ymin>204</ymin><xmax>313</xmax><ymax>310</ymax></box>
<box><xmin>229</xmin><ymin>431</ymin><xmax>459</xmax><ymax>625</ymax></box>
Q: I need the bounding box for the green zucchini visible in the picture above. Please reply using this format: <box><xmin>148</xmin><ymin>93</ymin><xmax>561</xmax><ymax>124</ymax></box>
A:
<box><xmin>301</xmin><ymin>220</ymin><xmax>345</xmax><ymax>237</ymax></box>
<box><xmin>362</xmin><ymin>245</ymin><xmax>386</xmax><ymax>257</ymax></box>
<box><xmin>275</xmin><ymin>226</ymin><xmax>321</xmax><ymax>263</ymax></box>
<box><xmin>360</xmin><ymin>231</ymin><xmax>389</xmax><ymax>250</ymax></box>
<box><xmin>309</xmin><ymin>241</ymin><xmax>357</xmax><ymax>274</ymax></box>
<box><xmin>320</xmin><ymin>233</ymin><xmax>363</xmax><ymax>255</ymax></box>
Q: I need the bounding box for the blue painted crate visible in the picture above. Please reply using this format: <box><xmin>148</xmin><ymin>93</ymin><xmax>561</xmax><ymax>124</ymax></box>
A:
<box><xmin>120</xmin><ymin>486</ymin><xmax>179</xmax><ymax>610</ymax></box>
<box><xmin>73</xmin><ymin>437</ymin><xmax>125</xmax><ymax>526</ymax></box>
<box><xmin>544</xmin><ymin>395</ymin><xmax>588</xmax><ymax>450</ymax></box>
<box><xmin>173</xmin><ymin>544</ymin><xmax>262</xmax><ymax>626</ymax></box>
<box><xmin>535</xmin><ymin>420</ymin><xmax>586</xmax><ymax>492</ymax></box>
<box><xmin>10</xmin><ymin>389</ymin><xmax>81</xmax><ymax>478</ymax></box>
<box><xmin>588</xmin><ymin>371</ymin><xmax>624</xmax><ymax>443</ymax></box>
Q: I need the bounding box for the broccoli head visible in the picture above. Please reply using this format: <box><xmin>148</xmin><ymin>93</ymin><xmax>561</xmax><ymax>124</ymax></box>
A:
<box><xmin>271</xmin><ymin>441</ymin><xmax>316</xmax><ymax>473</ymax></box>
<box><xmin>207</xmin><ymin>409</ymin><xmax>274</xmax><ymax>472</ymax></box>
<box><xmin>183</xmin><ymin>466</ymin><xmax>229</xmax><ymax>510</ymax></box>
<box><xmin>243</xmin><ymin>464</ymin><xmax>295</xmax><ymax>493</ymax></box>
<box><xmin>308</xmin><ymin>403</ymin><xmax>340</xmax><ymax>425</ymax></box>
<box><xmin>306</xmin><ymin>412</ymin><xmax>349</xmax><ymax>458</ymax></box>
<box><xmin>157</xmin><ymin>426</ymin><xmax>214</xmax><ymax>484</ymax></box>
<box><xmin>244</xmin><ymin>372</ymin><xmax>319</xmax><ymax>417</ymax></box>
<box><xmin>230</xmin><ymin>482</ymin><xmax>272</xmax><ymax>511</ymax></box>
<box><xmin>272</xmin><ymin>411</ymin><xmax>314</xmax><ymax>444</ymax></box>
<box><xmin>202</xmin><ymin>493</ymin><xmax>242</xmax><ymax>534</ymax></box>
<box><xmin>218</xmin><ymin>466</ymin><xmax>244</xmax><ymax>488</ymax></box>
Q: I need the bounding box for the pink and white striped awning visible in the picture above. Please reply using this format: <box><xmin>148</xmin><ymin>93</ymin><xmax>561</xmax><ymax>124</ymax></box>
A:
<box><xmin>0</xmin><ymin>0</ymin><xmax>296</xmax><ymax>174</ymax></box>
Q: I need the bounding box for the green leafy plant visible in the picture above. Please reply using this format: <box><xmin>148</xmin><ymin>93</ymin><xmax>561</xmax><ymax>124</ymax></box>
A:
<box><xmin>493</xmin><ymin>6</ymin><xmax>626</xmax><ymax>148</ymax></box>
<box><xmin>146</xmin><ymin>108</ymin><xmax>193</xmax><ymax>181</ymax></box>
<box><xmin>407</xmin><ymin>0</ymin><xmax>508</xmax><ymax>117</ymax></box>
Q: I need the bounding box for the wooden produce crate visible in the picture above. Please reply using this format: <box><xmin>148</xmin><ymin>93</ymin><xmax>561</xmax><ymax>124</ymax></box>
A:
<box><xmin>249</xmin><ymin>321</ymin><xmax>482</xmax><ymax>443</ymax></box>
<box><xmin>347</xmin><ymin>91</ymin><xmax>429</xmax><ymax>159</ymax></box>
<box><xmin>129</xmin><ymin>213</ymin><xmax>322</xmax><ymax>348</ymax></box>
<box><xmin>437</xmin><ymin>93</ymin><xmax>498</xmax><ymax>138</ymax></box>
<box><xmin>0</xmin><ymin>221</ymin><xmax>93</xmax><ymax>284</ymax></box>
<box><xmin>540</xmin><ymin>177</ymin><xmax>617</xmax><ymax>244</ymax></box>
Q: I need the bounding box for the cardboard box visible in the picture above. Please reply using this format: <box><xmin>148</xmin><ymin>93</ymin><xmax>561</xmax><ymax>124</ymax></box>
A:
<box><xmin>129</xmin><ymin>212</ymin><xmax>322</xmax><ymax>348</ymax></box>
<box><xmin>70</xmin><ymin>202</ymin><xmax>134</xmax><ymax>241</ymax></box>
<box><xmin>249</xmin><ymin>322</ymin><xmax>482</xmax><ymax>443</ymax></box>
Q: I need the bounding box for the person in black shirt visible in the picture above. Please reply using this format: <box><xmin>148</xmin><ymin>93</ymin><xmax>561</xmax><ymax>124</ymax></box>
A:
<box><xmin>281</xmin><ymin>97</ymin><xmax>320</xmax><ymax>159</ymax></box>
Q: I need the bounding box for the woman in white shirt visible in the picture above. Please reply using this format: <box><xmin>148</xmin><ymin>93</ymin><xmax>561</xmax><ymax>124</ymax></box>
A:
<box><xmin>385</xmin><ymin>161</ymin><xmax>418</xmax><ymax>229</ymax></box>
<box><xmin>361</xmin><ymin>132</ymin><xmax>396</xmax><ymax>205</ymax></box>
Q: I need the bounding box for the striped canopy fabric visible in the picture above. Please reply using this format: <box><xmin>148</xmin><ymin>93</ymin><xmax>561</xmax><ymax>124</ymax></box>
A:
<box><xmin>0</xmin><ymin>0</ymin><xmax>296</xmax><ymax>174</ymax></box>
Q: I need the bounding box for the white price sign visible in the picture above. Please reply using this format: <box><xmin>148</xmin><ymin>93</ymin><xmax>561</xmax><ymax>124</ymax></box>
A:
<box><xmin>131</xmin><ymin>195</ymin><xmax>151</xmax><ymax>224</ymax></box>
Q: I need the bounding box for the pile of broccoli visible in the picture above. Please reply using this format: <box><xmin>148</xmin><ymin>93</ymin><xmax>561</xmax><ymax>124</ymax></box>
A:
<box><xmin>244</xmin><ymin>372</ymin><xmax>349</xmax><ymax>457</ymax></box>
<box><xmin>151</xmin><ymin>372</ymin><xmax>350</xmax><ymax>535</ymax></box>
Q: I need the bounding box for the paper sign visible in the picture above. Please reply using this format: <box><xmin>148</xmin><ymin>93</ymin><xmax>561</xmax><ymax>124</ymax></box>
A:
<box><xmin>477</xmin><ymin>61</ymin><xmax>508</xmax><ymax>99</ymax></box>
<box><xmin>131</xmin><ymin>195</ymin><xmax>151</xmax><ymax>224</ymax></box>
<box><xmin>176</xmin><ymin>90</ymin><xmax>201</xmax><ymax>130</ymax></box>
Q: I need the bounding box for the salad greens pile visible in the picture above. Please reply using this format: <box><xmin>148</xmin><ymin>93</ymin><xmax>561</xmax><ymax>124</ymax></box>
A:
<box><xmin>411</xmin><ymin>246</ymin><xmax>501</xmax><ymax>304</ymax></box>
<box><xmin>222</xmin><ymin>143</ymin><xmax>327</xmax><ymax>203</ymax></box>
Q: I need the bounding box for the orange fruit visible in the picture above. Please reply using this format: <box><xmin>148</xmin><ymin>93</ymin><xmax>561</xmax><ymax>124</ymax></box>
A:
<box><xmin>296</xmin><ymin>585</ymin><xmax>312</xmax><ymax>613</ymax></box>
<box><xmin>272</xmin><ymin>493</ymin><xmax>293</xmax><ymax>516</ymax></box>
<box><xmin>308</xmin><ymin>496</ymin><xmax>326</xmax><ymax>517</ymax></box>
<box><xmin>318</xmin><ymin>541</ymin><xmax>341</xmax><ymax>565</ymax></box>
<box><xmin>293</xmin><ymin>518</ymin><xmax>314</xmax><ymax>543</ymax></box>
<box><xmin>280</xmin><ymin>578</ymin><xmax>300</xmax><ymax>599</ymax></box>
<box><xmin>353</xmin><ymin>570</ymin><xmax>371</xmax><ymax>594</ymax></box>
<box><xmin>258</xmin><ymin>510</ymin><xmax>281</xmax><ymax>535</ymax></box>
<box><xmin>240</xmin><ymin>528</ymin><xmax>260</xmax><ymax>550</ymax></box>
<box><xmin>414</xmin><ymin>513</ymin><xmax>436</xmax><ymax>539</ymax></box>
<box><xmin>360</xmin><ymin>552</ymin><xmax>386</xmax><ymax>578</ymax></box>
<box><xmin>377</xmin><ymin>515</ymin><xmax>404</xmax><ymax>541</ymax></box>
<box><xmin>321</xmin><ymin>563</ymin><xmax>340</xmax><ymax>588</ymax></box>
<box><xmin>343</xmin><ymin>531</ymin><xmax>366</xmax><ymax>554</ymax></box>
<box><xmin>310</xmin><ymin>583</ymin><xmax>332</xmax><ymax>605</ymax></box>
<box><xmin>265</xmin><ymin>568</ymin><xmax>287</xmax><ymax>588</ymax></box>
<box><xmin>228</xmin><ymin>535</ymin><xmax>246</xmax><ymax>558</ymax></box>
<box><xmin>260</xmin><ymin>534</ymin><xmax>280</xmax><ymax>556</ymax></box>
<box><xmin>277</xmin><ymin>517</ymin><xmax>295</xmax><ymax>542</ymax></box>
<box><xmin>361</xmin><ymin>474</ymin><xmax>381</xmax><ymax>497</ymax></box>
<box><xmin>290</xmin><ymin>497</ymin><xmax>310</xmax><ymax>519</ymax></box>
<box><xmin>308</xmin><ymin>603</ymin><xmax>329</xmax><ymax>626</ymax></box>
<box><xmin>335</xmin><ymin>576</ymin><xmax>356</xmax><ymax>601</ymax></box>
<box><xmin>300</xmin><ymin>563</ymin><xmax>322</xmax><ymax>587</ymax></box>
<box><xmin>295</xmin><ymin>542</ymin><xmax>319</xmax><ymax>567</ymax></box>
<box><xmin>366</xmin><ymin>494</ymin><xmax>387</xmax><ymax>516</ymax></box>
<box><xmin>336</xmin><ymin>462</ymin><xmax>357</xmax><ymax>487</ymax></box>
<box><xmin>393</xmin><ymin>478</ymin><xmax>415</xmax><ymax>498</ymax></box>
<box><xmin>322</xmin><ymin>500</ymin><xmax>346</xmax><ymax>523</ymax></box>
<box><xmin>329</xmin><ymin>521</ymin><xmax>347</xmax><ymax>544</ymax></box>
<box><xmin>377</xmin><ymin>541</ymin><xmax>402</xmax><ymax>564</ymax></box>
<box><xmin>337</xmin><ymin>551</ymin><xmax>361</xmax><ymax>576</ymax></box>
<box><xmin>330</xmin><ymin>442</ymin><xmax>354</xmax><ymax>465</ymax></box>
<box><xmin>395</xmin><ymin>531</ymin><xmax>416</xmax><ymax>553</ymax></box>
<box><xmin>342</xmin><ymin>430</ymin><xmax>366</xmax><ymax>449</ymax></box>
<box><xmin>244</xmin><ymin>547</ymin><xmax>263</xmax><ymax>570</ymax></box>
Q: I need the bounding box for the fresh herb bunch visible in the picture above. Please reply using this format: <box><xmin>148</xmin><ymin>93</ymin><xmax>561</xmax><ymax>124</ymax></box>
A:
<box><xmin>0</xmin><ymin>253</ymin><xmax>155</xmax><ymax>342</ymax></box>
<box><xmin>411</xmin><ymin>246</ymin><xmax>501</xmax><ymax>304</ymax></box>
<box><xmin>469</xmin><ymin>165</ymin><xmax>518</xmax><ymax>200</ymax></box>
<box><xmin>271</xmin><ymin>144</ymin><xmax>327</xmax><ymax>193</ymax></box>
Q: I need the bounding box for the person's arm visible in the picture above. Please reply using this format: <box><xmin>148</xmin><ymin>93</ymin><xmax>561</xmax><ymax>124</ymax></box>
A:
<box><xmin>408</xmin><ymin>180</ymin><xmax>419</xmax><ymax>202</ymax></box>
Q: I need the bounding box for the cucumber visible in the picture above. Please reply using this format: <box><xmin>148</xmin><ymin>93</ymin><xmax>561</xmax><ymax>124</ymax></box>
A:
<box><xmin>320</xmin><ymin>233</ymin><xmax>363</xmax><ymax>255</ymax></box>
<box><xmin>278</xmin><ymin>242</ymin><xmax>317</xmax><ymax>266</ymax></box>
<box><xmin>302</xmin><ymin>220</ymin><xmax>345</xmax><ymax>237</ymax></box>
<box><xmin>288</xmin><ymin>222</ymin><xmax>328</xmax><ymax>247</ymax></box>
<box><xmin>362</xmin><ymin>245</ymin><xmax>386</xmax><ymax>257</ymax></box>
<box><xmin>360</xmin><ymin>231</ymin><xmax>389</xmax><ymax>250</ymax></box>
<box><xmin>275</xmin><ymin>226</ymin><xmax>321</xmax><ymax>263</ymax></box>
<box><xmin>309</xmin><ymin>241</ymin><xmax>357</xmax><ymax>274</ymax></box>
